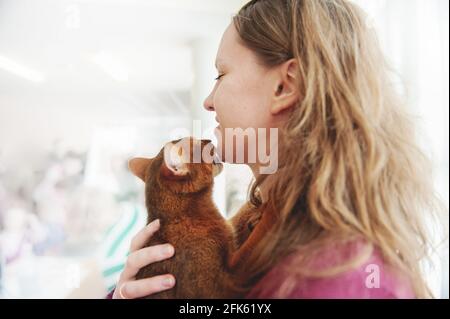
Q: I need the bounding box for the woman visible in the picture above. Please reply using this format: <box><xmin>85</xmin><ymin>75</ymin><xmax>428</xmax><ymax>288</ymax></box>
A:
<box><xmin>113</xmin><ymin>0</ymin><xmax>439</xmax><ymax>299</ymax></box>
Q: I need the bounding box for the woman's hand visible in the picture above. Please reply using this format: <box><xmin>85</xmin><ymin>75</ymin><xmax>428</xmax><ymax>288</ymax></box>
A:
<box><xmin>112</xmin><ymin>219</ymin><xmax>176</xmax><ymax>299</ymax></box>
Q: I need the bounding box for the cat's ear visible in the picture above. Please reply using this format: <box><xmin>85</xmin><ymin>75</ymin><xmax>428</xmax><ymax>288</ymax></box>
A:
<box><xmin>161</xmin><ymin>142</ymin><xmax>189</xmax><ymax>178</ymax></box>
<box><xmin>128</xmin><ymin>157</ymin><xmax>152</xmax><ymax>182</ymax></box>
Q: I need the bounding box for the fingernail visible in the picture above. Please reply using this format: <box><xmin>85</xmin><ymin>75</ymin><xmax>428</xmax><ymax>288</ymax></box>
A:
<box><xmin>162</xmin><ymin>244</ymin><xmax>174</xmax><ymax>256</ymax></box>
<box><xmin>119</xmin><ymin>283</ymin><xmax>129</xmax><ymax>299</ymax></box>
<box><xmin>152</xmin><ymin>219</ymin><xmax>160</xmax><ymax>228</ymax></box>
<box><xmin>163</xmin><ymin>276</ymin><xmax>175</xmax><ymax>288</ymax></box>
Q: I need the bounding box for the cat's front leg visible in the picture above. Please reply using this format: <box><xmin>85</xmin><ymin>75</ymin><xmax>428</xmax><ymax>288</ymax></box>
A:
<box><xmin>228</xmin><ymin>204</ymin><xmax>275</xmax><ymax>270</ymax></box>
<box><xmin>229</xmin><ymin>202</ymin><xmax>263</xmax><ymax>249</ymax></box>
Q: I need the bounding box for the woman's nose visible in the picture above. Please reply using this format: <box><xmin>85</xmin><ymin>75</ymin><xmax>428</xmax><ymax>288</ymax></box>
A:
<box><xmin>203</xmin><ymin>92</ymin><xmax>215</xmax><ymax>112</ymax></box>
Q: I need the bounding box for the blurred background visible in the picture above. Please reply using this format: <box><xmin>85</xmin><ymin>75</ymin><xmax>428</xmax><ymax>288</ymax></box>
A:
<box><xmin>0</xmin><ymin>0</ymin><xmax>448</xmax><ymax>298</ymax></box>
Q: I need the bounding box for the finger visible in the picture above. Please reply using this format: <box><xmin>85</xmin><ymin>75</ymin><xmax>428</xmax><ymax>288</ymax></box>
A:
<box><xmin>120</xmin><ymin>243</ymin><xmax>175</xmax><ymax>280</ymax></box>
<box><xmin>119</xmin><ymin>275</ymin><xmax>176</xmax><ymax>299</ymax></box>
<box><xmin>130</xmin><ymin>219</ymin><xmax>160</xmax><ymax>252</ymax></box>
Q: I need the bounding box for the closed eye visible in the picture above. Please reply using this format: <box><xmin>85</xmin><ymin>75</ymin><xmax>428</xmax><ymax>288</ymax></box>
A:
<box><xmin>214</xmin><ymin>74</ymin><xmax>225</xmax><ymax>81</ymax></box>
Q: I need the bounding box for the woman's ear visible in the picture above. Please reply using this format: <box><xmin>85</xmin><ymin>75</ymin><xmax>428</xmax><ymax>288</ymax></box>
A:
<box><xmin>270</xmin><ymin>58</ymin><xmax>300</xmax><ymax>115</ymax></box>
<box><xmin>128</xmin><ymin>157</ymin><xmax>153</xmax><ymax>182</ymax></box>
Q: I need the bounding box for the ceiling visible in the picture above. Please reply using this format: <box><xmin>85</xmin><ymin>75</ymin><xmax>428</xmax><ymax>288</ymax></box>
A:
<box><xmin>0</xmin><ymin>0</ymin><xmax>244</xmax><ymax>94</ymax></box>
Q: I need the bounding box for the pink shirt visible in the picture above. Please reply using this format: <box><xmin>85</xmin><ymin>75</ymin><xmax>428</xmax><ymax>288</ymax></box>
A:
<box><xmin>246</xmin><ymin>239</ymin><xmax>415</xmax><ymax>299</ymax></box>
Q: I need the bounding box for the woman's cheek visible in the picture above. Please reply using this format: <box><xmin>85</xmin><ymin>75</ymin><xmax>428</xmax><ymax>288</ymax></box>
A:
<box><xmin>216</xmin><ymin>81</ymin><xmax>259</xmax><ymax>129</ymax></box>
<box><xmin>215</xmin><ymin>86</ymin><xmax>235</xmax><ymax>126</ymax></box>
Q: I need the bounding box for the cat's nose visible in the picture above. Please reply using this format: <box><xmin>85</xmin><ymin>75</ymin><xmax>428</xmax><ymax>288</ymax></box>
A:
<box><xmin>213</xmin><ymin>162</ymin><xmax>223</xmax><ymax>176</ymax></box>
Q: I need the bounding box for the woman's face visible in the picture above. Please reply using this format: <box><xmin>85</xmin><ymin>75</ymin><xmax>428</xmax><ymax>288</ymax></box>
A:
<box><xmin>203</xmin><ymin>23</ymin><xmax>290</xmax><ymax>170</ymax></box>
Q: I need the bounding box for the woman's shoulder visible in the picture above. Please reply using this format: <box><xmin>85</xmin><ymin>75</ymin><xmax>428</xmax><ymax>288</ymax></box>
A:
<box><xmin>246</xmin><ymin>238</ymin><xmax>415</xmax><ymax>299</ymax></box>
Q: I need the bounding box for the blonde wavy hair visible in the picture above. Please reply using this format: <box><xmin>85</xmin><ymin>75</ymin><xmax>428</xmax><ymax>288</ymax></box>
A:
<box><xmin>233</xmin><ymin>0</ymin><xmax>445</xmax><ymax>298</ymax></box>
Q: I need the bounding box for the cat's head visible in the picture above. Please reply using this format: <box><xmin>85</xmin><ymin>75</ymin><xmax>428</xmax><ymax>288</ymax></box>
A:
<box><xmin>128</xmin><ymin>137</ymin><xmax>223</xmax><ymax>194</ymax></box>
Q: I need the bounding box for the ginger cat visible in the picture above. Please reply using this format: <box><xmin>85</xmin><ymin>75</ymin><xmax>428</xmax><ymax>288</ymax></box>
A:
<box><xmin>129</xmin><ymin>137</ymin><xmax>238</xmax><ymax>298</ymax></box>
<box><xmin>129</xmin><ymin>137</ymin><xmax>273</xmax><ymax>298</ymax></box>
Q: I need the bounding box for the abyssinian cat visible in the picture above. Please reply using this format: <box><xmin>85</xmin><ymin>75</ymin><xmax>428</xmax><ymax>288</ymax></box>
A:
<box><xmin>129</xmin><ymin>137</ymin><xmax>237</xmax><ymax>298</ymax></box>
<box><xmin>128</xmin><ymin>137</ymin><xmax>273</xmax><ymax>299</ymax></box>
